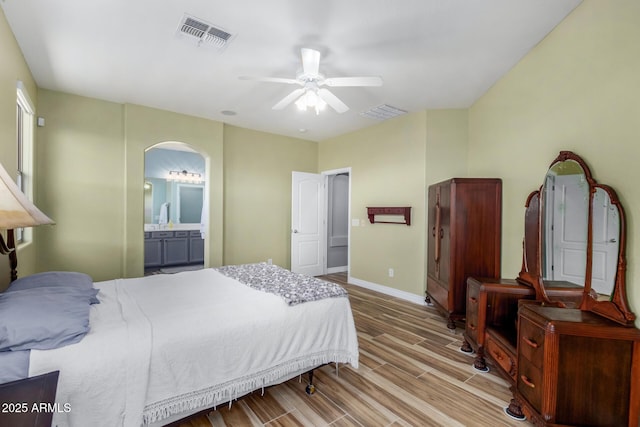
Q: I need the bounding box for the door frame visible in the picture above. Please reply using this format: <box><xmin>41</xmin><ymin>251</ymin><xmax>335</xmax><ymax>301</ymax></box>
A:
<box><xmin>321</xmin><ymin>167</ymin><xmax>351</xmax><ymax>277</ymax></box>
<box><xmin>143</xmin><ymin>142</ymin><xmax>208</xmax><ymax>271</ymax></box>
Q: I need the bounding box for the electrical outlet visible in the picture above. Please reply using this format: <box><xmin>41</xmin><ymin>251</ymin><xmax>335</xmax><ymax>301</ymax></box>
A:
<box><xmin>388</xmin><ymin>268</ymin><xmax>394</xmax><ymax>278</ymax></box>
<box><xmin>267</xmin><ymin>258</ymin><xmax>273</xmax><ymax>265</ymax></box>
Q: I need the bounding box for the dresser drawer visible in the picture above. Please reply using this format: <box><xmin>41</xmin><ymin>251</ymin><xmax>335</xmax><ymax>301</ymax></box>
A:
<box><xmin>517</xmin><ymin>358</ymin><xmax>543</xmax><ymax>413</ymax></box>
<box><xmin>485</xmin><ymin>332</ymin><xmax>517</xmax><ymax>381</ymax></box>
<box><xmin>465</xmin><ymin>281</ymin><xmax>480</xmax><ymax>343</ymax></box>
<box><xmin>518</xmin><ymin>317</ymin><xmax>545</xmax><ymax>368</ymax></box>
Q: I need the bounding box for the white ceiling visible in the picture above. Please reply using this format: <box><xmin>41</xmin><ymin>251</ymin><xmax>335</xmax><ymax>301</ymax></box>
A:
<box><xmin>2</xmin><ymin>0</ymin><xmax>581</xmax><ymax>142</ymax></box>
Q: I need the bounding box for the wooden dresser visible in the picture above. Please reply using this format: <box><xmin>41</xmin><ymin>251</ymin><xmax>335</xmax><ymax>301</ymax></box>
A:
<box><xmin>462</xmin><ymin>152</ymin><xmax>640</xmax><ymax>426</ymax></box>
<box><xmin>462</xmin><ymin>277</ymin><xmax>584</xmax><ymax>376</ymax></box>
<box><xmin>426</xmin><ymin>178</ymin><xmax>502</xmax><ymax>329</ymax></box>
<box><xmin>516</xmin><ymin>304</ymin><xmax>640</xmax><ymax>426</ymax></box>
<box><xmin>463</xmin><ymin>278</ymin><xmax>532</xmax><ymax>375</ymax></box>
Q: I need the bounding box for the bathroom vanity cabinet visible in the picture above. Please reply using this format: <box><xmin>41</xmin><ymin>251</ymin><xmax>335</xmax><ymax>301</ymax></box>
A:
<box><xmin>144</xmin><ymin>230</ymin><xmax>203</xmax><ymax>267</ymax></box>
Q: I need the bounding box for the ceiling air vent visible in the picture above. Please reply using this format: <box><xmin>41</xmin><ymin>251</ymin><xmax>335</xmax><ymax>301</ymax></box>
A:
<box><xmin>177</xmin><ymin>14</ymin><xmax>233</xmax><ymax>49</ymax></box>
<box><xmin>360</xmin><ymin>104</ymin><xmax>407</xmax><ymax>121</ymax></box>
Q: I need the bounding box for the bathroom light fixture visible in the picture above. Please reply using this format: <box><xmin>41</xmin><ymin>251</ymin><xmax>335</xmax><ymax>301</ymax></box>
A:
<box><xmin>167</xmin><ymin>170</ymin><xmax>203</xmax><ymax>183</ymax></box>
<box><xmin>0</xmin><ymin>161</ymin><xmax>54</xmax><ymax>280</ymax></box>
<box><xmin>295</xmin><ymin>89</ymin><xmax>327</xmax><ymax>115</ymax></box>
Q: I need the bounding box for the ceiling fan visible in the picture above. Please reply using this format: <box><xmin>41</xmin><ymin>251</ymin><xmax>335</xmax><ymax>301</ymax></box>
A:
<box><xmin>240</xmin><ymin>48</ymin><xmax>383</xmax><ymax>115</ymax></box>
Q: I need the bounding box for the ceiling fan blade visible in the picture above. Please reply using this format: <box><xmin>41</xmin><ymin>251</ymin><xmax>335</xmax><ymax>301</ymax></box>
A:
<box><xmin>239</xmin><ymin>76</ymin><xmax>300</xmax><ymax>85</ymax></box>
<box><xmin>301</xmin><ymin>48</ymin><xmax>320</xmax><ymax>76</ymax></box>
<box><xmin>318</xmin><ymin>88</ymin><xmax>349</xmax><ymax>113</ymax></box>
<box><xmin>323</xmin><ymin>76</ymin><xmax>383</xmax><ymax>87</ymax></box>
<box><xmin>272</xmin><ymin>88</ymin><xmax>305</xmax><ymax>110</ymax></box>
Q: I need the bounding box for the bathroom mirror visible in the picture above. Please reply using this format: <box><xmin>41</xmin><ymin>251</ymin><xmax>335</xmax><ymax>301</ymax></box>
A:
<box><xmin>144</xmin><ymin>145</ymin><xmax>205</xmax><ymax>225</ymax></box>
<box><xmin>518</xmin><ymin>151</ymin><xmax>635</xmax><ymax>326</ymax></box>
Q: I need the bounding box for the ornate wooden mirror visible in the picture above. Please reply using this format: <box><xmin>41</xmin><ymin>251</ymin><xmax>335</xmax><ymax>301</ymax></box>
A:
<box><xmin>518</xmin><ymin>151</ymin><xmax>635</xmax><ymax>325</ymax></box>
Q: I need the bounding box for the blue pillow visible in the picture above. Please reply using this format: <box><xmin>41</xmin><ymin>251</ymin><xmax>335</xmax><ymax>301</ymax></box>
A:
<box><xmin>7</xmin><ymin>271</ymin><xmax>99</xmax><ymax>304</ymax></box>
<box><xmin>0</xmin><ymin>287</ymin><xmax>91</xmax><ymax>351</ymax></box>
<box><xmin>0</xmin><ymin>350</ymin><xmax>30</xmax><ymax>383</ymax></box>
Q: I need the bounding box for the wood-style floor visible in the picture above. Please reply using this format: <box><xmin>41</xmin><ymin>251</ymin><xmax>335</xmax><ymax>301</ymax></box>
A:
<box><xmin>177</xmin><ymin>273</ymin><xmax>531</xmax><ymax>427</ymax></box>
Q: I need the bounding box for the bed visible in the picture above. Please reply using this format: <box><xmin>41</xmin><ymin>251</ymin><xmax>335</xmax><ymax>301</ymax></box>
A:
<box><xmin>0</xmin><ymin>263</ymin><xmax>359</xmax><ymax>426</ymax></box>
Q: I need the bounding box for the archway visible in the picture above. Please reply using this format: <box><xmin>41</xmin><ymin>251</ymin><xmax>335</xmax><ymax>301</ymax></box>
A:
<box><xmin>143</xmin><ymin>142</ymin><xmax>208</xmax><ymax>274</ymax></box>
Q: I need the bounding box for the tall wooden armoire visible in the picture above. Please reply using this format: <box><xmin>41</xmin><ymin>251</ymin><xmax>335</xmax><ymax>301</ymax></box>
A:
<box><xmin>426</xmin><ymin>178</ymin><xmax>502</xmax><ymax>329</ymax></box>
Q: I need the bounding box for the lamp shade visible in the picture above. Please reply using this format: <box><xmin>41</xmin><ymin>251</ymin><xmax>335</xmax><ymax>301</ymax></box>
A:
<box><xmin>0</xmin><ymin>162</ymin><xmax>54</xmax><ymax>229</ymax></box>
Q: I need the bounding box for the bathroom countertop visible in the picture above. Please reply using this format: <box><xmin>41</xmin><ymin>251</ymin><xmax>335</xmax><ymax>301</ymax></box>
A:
<box><xmin>144</xmin><ymin>223</ymin><xmax>201</xmax><ymax>232</ymax></box>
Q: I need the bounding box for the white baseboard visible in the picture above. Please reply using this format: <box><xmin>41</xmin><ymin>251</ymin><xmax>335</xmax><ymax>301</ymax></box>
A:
<box><xmin>348</xmin><ymin>276</ymin><xmax>426</xmax><ymax>306</ymax></box>
<box><xmin>327</xmin><ymin>266</ymin><xmax>348</xmax><ymax>274</ymax></box>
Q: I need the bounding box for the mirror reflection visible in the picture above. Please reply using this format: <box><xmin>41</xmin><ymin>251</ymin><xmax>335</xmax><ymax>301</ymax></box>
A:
<box><xmin>521</xmin><ymin>151</ymin><xmax>633</xmax><ymax>325</ymax></box>
<box><xmin>541</xmin><ymin>159</ymin><xmax>589</xmax><ymax>287</ymax></box>
<box><xmin>144</xmin><ymin>145</ymin><xmax>205</xmax><ymax>227</ymax></box>
<box><xmin>591</xmin><ymin>187</ymin><xmax>620</xmax><ymax>296</ymax></box>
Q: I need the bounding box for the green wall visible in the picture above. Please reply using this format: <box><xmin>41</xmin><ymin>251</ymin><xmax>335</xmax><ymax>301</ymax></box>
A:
<box><xmin>123</xmin><ymin>104</ymin><xmax>224</xmax><ymax>277</ymax></box>
<box><xmin>36</xmin><ymin>91</ymin><xmax>125</xmax><ymax>280</ymax></box>
<box><xmin>318</xmin><ymin>110</ymin><xmax>468</xmax><ymax>297</ymax></box>
<box><xmin>34</xmin><ymin>91</ymin><xmax>314</xmax><ymax>280</ymax></box>
<box><xmin>34</xmin><ymin>93</ymin><xmax>226</xmax><ymax>280</ymax></box>
<box><xmin>468</xmin><ymin>0</ymin><xmax>640</xmax><ymax>326</ymax></box>
<box><xmin>223</xmin><ymin>125</ymin><xmax>317</xmax><ymax>267</ymax></box>
<box><xmin>0</xmin><ymin>8</ymin><xmax>38</xmax><ymax>287</ymax></box>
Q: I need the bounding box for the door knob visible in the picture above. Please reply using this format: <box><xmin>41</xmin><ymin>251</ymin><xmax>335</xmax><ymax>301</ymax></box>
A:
<box><xmin>292</xmin><ymin>229</ymin><xmax>299</xmax><ymax>233</ymax></box>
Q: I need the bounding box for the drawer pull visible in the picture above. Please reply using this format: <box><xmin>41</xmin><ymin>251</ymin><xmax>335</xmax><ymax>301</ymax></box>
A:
<box><xmin>468</xmin><ymin>324</ymin><xmax>476</xmax><ymax>331</ymax></box>
<box><xmin>469</xmin><ymin>297</ymin><xmax>477</xmax><ymax>304</ymax></box>
<box><xmin>492</xmin><ymin>350</ymin><xmax>504</xmax><ymax>361</ymax></box>
<box><xmin>523</xmin><ymin>337</ymin><xmax>539</xmax><ymax>348</ymax></box>
<box><xmin>520</xmin><ymin>375</ymin><xmax>535</xmax><ymax>388</ymax></box>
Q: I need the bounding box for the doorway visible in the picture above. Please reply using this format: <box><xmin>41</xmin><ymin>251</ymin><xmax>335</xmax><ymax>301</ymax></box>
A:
<box><xmin>143</xmin><ymin>142</ymin><xmax>207</xmax><ymax>275</ymax></box>
<box><xmin>290</xmin><ymin>168</ymin><xmax>351</xmax><ymax>276</ymax></box>
<box><xmin>326</xmin><ymin>172</ymin><xmax>349</xmax><ymax>274</ymax></box>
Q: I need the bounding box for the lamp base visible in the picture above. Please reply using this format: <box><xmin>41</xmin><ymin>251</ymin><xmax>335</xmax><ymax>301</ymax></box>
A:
<box><xmin>0</xmin><ymin>229</ymin><xmax>18</xmax><ymax>282</ymax></box>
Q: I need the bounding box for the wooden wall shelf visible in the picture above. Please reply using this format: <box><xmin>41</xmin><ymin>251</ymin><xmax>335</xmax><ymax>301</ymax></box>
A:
<box><xmin>367</xmin><ymin>207</ymin><xmax>411</xmax><ymax>225</ymax></box>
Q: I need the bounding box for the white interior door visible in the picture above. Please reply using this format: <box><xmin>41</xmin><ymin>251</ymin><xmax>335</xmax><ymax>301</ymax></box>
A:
<box><xmin>291</xmin><ymin>171</ymin><xmax>324</xmax><ymax>276</ymax></box>
<box><xmin>550</xmin><ymin>174</ymin><xmax>589</xmax><ymax>285</ymax></box>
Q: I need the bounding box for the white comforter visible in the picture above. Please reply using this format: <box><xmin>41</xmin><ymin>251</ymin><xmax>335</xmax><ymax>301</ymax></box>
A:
<box><xmin>29</xmin><ymin>268</ymin><xmax>359</xmax><ymax>427</ymax></box>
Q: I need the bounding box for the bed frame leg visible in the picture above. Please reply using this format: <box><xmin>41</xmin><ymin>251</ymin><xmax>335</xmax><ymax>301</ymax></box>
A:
<box><xmin>305</xmin><ymin>370</ymin><xmax>316</xmax><ymax>395</ymax></box>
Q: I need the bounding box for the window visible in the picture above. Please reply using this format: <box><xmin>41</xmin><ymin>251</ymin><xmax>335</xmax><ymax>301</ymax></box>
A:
<box><xmin>16</xmin><ymin>81</ymin><xmax>35</xmax><ymax>244</ymax></box>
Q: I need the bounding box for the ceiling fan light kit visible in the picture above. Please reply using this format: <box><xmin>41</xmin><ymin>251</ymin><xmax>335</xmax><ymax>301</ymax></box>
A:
<box><xmin>241</xmin><ymin>48</ymin><xmax>383</xmax><ymax>115</ymax></box>
<box><xmin>295</xmin><ymin>90</ymin><xmax>327</xmax><ymax>115</ymax></box>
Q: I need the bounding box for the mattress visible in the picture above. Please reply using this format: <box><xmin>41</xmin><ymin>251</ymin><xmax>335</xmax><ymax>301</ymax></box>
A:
<box><xmin>28</xmin><ymin>267</ymin><xmax>359</xmax><ymax>426</ymax></box>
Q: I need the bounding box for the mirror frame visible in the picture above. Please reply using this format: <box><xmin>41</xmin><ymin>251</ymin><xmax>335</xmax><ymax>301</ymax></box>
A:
<box><xmin>517</xmin><ymin>151</ymin><xmax>635</xmax><ymax>326</ymax></box>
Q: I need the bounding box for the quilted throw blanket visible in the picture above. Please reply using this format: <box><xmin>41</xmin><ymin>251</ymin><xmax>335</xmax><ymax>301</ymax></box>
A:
<box><xmin>214</xmin><ymin>263</ymin><xmax>347</xmax><ymax>305</ymax></box>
